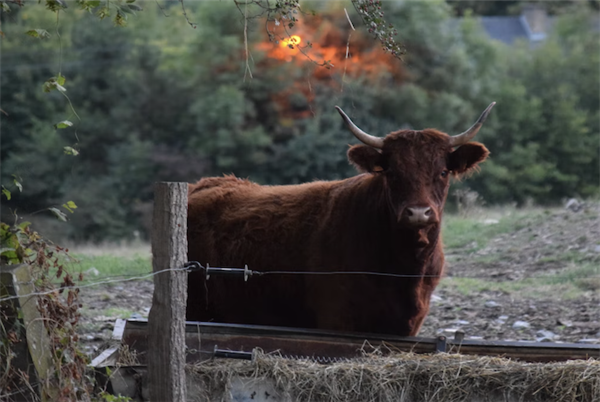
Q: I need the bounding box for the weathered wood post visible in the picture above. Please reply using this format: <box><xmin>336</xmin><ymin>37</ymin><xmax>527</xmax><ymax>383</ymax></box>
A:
<box><xmin>147</xmin><ymin>182</ymin><xmax>188</xmax><ymax>402</ymax></box>
<box><xmin>1</xmin><ymin>264</ymin><xmax>58</xmax><ymax>401</ymax></box>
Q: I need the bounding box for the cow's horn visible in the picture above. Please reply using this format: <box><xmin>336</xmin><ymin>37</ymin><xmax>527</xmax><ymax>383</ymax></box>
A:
<box><xmin>335</xmin><ymin>106</ymin><xmax>384</xmax><ymax>149</ymax></box>
<box><xmin>449</xmin><ymin>102</ymin><xmax>496</xmax><ymax>147</ymax></box>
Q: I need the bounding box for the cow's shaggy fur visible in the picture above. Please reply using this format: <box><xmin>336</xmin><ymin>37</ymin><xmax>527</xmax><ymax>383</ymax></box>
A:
<box><xmin>187</xmin><ymin>128</ymin><xmax>488</xmax><ymax>336</ymax></box>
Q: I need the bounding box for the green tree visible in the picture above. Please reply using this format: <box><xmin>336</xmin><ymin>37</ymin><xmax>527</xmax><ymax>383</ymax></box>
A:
<box><xmin>2</xmin><ymin>0</ymin><xmax>598</xmax><ymax>241</ymax></box>
<box><xmin>467</xmin><ymin>5</ymin><xmax>599</xmax><ymax>204</ymax></box>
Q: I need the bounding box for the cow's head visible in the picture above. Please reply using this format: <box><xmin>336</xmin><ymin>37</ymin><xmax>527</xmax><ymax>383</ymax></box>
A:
<box><xmin>336</xmin><ymin>103</ymin><xmax>494</xmax><ymax>230</ymax></box>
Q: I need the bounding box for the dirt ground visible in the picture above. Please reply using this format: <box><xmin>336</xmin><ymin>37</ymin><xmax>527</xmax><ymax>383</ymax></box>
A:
<box><xmin>420</xmin><ymin>202</ymin><xmax>600</xmax><ymax>344</ymax></box>
<box><xmin>77</xmin><ymin>202</ymin><xmax>600</xmax><ymax>357</ymax></box>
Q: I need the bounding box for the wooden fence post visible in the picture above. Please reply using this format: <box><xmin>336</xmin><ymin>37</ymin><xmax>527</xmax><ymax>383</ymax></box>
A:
<box><xmin>147</xmin><ymin>182</ymin><xmax>188</xmax><ymax>402</ymax></box>
<box><xmin>1</xmin><ymin>264</ymin><xmax>58</xmax><ymax>401</ymax></box>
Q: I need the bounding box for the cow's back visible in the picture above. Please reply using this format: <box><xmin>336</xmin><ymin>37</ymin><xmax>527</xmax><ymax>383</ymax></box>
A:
<box><xmin>186</xmin><ymin>176</ymin><xmax>341</xmax><ymax>328</ymax></box>
<box><xmin>188</xmin><ymin>176</ymin><xmax>337</xmax><ymax>266</ymax></box>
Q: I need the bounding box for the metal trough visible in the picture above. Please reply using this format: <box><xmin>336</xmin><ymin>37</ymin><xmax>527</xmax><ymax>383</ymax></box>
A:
<box><xmin>90</xmin><ymin>318</ymin><xmax>600</xmax><ymax>400</ymax></box>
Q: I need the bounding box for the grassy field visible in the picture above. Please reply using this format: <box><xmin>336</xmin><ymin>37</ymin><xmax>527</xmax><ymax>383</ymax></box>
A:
<box><xmin>441</xmin><ymin>262</ymin><xmax>599</xmax><ymax>299</ymax></box>
<box><xmin>441</xmin><ymin>205</ymin><xmax>600</xmax><ymax>299</ymax></box>
<box><xmin>441</xmin><ymin>208</ymin><xmax>545</xmax><ymax>252</ymax></box>
<box><xmin>64</xmin><ymin>242</ymin><xmax>152</xmax><ymax>284</ymax></box>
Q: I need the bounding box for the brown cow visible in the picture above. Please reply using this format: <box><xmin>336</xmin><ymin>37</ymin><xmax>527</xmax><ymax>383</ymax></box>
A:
<box><xmin>187</xmin><ymin>103</ymin><xmax>494</xmax><ymax>336</ymax></box>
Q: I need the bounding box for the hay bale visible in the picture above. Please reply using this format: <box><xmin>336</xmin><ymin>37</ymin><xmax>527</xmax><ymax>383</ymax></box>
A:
<box><xmin>187</xmin><ymin>350</ymin><xmax>600</xmax><ymax>402</ymax></box>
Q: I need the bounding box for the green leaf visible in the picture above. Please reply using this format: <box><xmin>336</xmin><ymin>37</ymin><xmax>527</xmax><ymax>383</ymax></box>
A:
<box><xmin>62</xmin><ymin>201</ymin><xmax>78</xmax><ymax>213</ymax></box>
<box><xmin>0</xmin><ymin>222</ymin><xmax>10</xmax><ymax>235</ymax></box>
<box><xmin>127</xmin><ymin>4</ymin><xmax>142</xmax><ymax>11</ymax></box>
<box><xmin>2</xmin><ymin>187</ymin><xmax>11</xmax><ymax>200</ymax></box>
<box><xmin>1</xmin><ymin>2</ymin><xmax>10</xmax><ymax>12</ymax></box>
<box><xmin>114</xmin><ymin>11</ymin><xmax>128</xmax><ymax>26</ymax></box>
<box><xmin>54</xmin><ymin>120</ymin><xmax>73</xmax><ymax>129</ymax></box>
<box><xmin>26</xmin><ymin>29</ymin><xmax>51</xmax><ymax>39</ymax></box>
<box><xmin>97</xmin><ymin>6</ymin><xmax>110</xmax><ymax>20</ymax></box>
<box><xmin>119</xmin><ymin>5</ymin><xmax>133</xmax><ymax>14</ymax></box>
<box><xmin>54</xmin><ymin>0</ymin><xmax>68</xmax><ymax>9</ymax></box>
<box><xmin>45</xmin><ymin>0</ymin><xmax>68</xmax><ymax>12</ymax></box>
<box><xmin>49</xmin><ymin>207</ymin><xmax>68</xmax><ymax>222</ymax></box>
<box><xmin>12</xmin><ymin>175</ymin><xmax>23</xmax><ymax>192</ymax></box>
<box><xmin>63</xmin><ymin>146</ymin><xmax>79</xmax><ymax>156</ymax></box>
<box><xmin>0</xmin><ymin>249</ymin><xmax>19</xmax><ymax>264</ymax></box>
<box><xmin>42</xmin><ymin>82</ymin><xmax>53</xmax><ymax>93</ymax></box>
<box><xmin>42</xmin><ymin>76</ymin><xmax>67</xmax><ymax>93</ymax></box>
<box><xmin>79</xmin><ymin>0</ymin><xmax>101</xmax><ymax>11</ymax></box>
<box><xmin>18</xmin><ymin>221</ymin><xmax>32</xmax><ymax>230</ymax></box>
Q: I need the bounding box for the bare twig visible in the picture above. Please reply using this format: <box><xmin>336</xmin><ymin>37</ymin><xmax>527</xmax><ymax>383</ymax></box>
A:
<box><xmin>235</xmin><ymin>0</ymin><xmax>254</xmax><ymax>81</ymax></box>
<box><xmin>155</xmin><ymin>0</ymin><xmax>169</xmax><ymax>17</ymax></box>
<box><xmin>341</xmin><ymin>8</ymin><xmax>356</xmax><ymax>92</ymax></box>
<box><xmin>344</xmin><ymin>7</ymin><xmax>356</xmax><ymax>31</ymax></box>
<box><xmin>179</xmin><ymin>0</ymin><xmax>196</xmax><ymax>29</ymax></box>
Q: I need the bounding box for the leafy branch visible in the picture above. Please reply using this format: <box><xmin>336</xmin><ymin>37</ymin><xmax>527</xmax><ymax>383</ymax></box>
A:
<box><xmin>42</xmin><ymin>73</ymin><xmax>81</xmax><ymax>155</ymax></box>
<box><xmin>233</xmin><ymin>0</ymin><xmax>337</xmax><ymax>69</ymax></box>
<box><xmin>350</xmin><ymin>0</ymin><xmax>404</xmax><ymax>58</ymax></box>
<box><xmin>1</xmin><ymin>175</ymin><xmax>23</xmax><ymax>201</ymax></box>
<box><xmin>2</xmin><ymin>0</ymin><xmax>144</xmax><ymax>222</ymax></box>
<box><xmin>80</xmin><ymin>0</ymin><xmax>143</xmax><ymax>27</ymax></box>
<box><xmin>230</xmin><ymin>0</ymin><xmax>403</xmax><ymax>71</ymax></box>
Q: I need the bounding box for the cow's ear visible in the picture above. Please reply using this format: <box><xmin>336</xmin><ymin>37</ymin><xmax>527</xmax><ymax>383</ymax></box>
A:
<box><xmin>448</xmin><ymin>142</ymin><xmax>489</xmax><ymax>175</ymax></box>
<box><xmin>348</xmin><ymin>145</ymin><xmax>386</xmax><ymax>173</ymax></box>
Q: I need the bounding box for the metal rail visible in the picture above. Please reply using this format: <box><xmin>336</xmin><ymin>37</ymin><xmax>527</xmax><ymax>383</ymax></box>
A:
<box><xmin>109</xmin><ymin>319</ymin><xmax>600</xmax><ymax>365</ymax></box>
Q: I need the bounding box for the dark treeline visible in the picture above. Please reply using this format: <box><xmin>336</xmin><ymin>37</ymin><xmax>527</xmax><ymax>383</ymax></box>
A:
<box><xmin>1</xmin><ymin>0</ymin><xmax>598</xmax><ymax>241</ymax></box>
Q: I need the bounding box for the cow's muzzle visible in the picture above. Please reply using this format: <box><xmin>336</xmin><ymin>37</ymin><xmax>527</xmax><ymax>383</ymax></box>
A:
<box><xmin>399</xmin><ymin>205</ymin><xmax>438</xmax><ymax>228</ymax></box>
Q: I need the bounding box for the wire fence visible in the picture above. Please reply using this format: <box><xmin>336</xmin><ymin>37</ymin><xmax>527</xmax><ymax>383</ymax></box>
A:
<box><xmin>2</xmin><ymin>261</ymin><xmax>599</xmax><ymax>304</ymax></box>
<box><xmin>0</xmin><ymin>267</ymin><xmax>185</xmax><ymax>303</ymax></box>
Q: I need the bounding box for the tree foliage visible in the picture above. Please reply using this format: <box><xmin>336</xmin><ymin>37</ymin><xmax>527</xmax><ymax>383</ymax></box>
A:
<box><xmin>1</xmin><ymin>0</ymin><xmax>598</xmax><ymax>241</ymax></box>
<box><xmin>465</xmin><ymin>7</ymin><xmax>600</xmax><ymax>204</ymax></box>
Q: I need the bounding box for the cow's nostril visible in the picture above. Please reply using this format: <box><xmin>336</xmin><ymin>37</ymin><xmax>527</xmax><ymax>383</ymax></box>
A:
<box><xmin>403</xmin><ymin>206</ymin><xmax>434</xmax><ymax>226</ymax></box>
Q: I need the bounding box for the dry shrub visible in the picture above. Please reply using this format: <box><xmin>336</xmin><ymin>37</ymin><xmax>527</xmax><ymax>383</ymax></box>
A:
<box><xmin>117</xmin><ymin>344</ymin><xmax>140</xmax><ymax>366</ymax></box>
<box><xmin>188</xmin><ymin>350</ymin><xmax>599</xmax><ymax>402</ymax></box>
<box><xmin>1</xmin><ymin>222</ymin><xmax>92</xmax><ymax>401</ymax></box>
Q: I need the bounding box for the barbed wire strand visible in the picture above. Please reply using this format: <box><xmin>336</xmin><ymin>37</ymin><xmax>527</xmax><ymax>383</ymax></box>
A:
<box><xmin>0</xmin><ymin>267</ymin><xmax>187</xmax><ymax>303</ymax></box>
<box><xmin>1</xmin><ymin>264</ymin><xmax>598</xmax><ymax>304</ymax></box>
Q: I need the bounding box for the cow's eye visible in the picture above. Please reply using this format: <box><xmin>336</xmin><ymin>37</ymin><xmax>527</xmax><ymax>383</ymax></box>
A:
<box><xmin>440</xmin><ymin>169</ymin><xmax>449</xmax><ymax>178</ymax></box>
